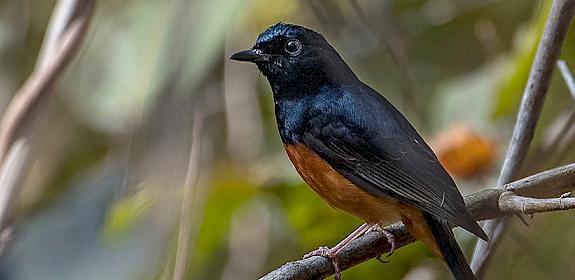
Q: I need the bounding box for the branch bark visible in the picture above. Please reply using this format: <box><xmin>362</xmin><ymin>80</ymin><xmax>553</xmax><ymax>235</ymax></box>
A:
<box><xmin>0</xmin><ymin>0</ymin><xmax>96</xmax><ymax>164</ymax></box>
<box><xmin>498</xmin><ymin>193</ymin><xmax>575</xmax><ymax>214</ymax></box>
<box><xmin>259</xmin><ymin>162</ymin><xmax>575</xmax><ymax>280</ymax></box>
<box><xmin>470</xmin><ymin>0</ymin><xmax>575</xmax><ymax>276</ymax></box>
<box><xmin>0</xmin><ymin>0</ymin><xmax>96</xmax><ymax>253</ymax></box>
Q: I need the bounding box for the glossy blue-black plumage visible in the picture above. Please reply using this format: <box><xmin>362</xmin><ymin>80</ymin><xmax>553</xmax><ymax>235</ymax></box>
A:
<box><xmin>252</xmin><ymin>24</ymin><xmax>357</xmax><ymax>96</ymax></box>
<box><xmin>256</xmin><ymin>23</ymin><xmax>302</xmax><ymax>46</ymax></box>
<box><xmin>253</xmin><ymin>23</ymin><xmax>486</xmax><ymax>238</ymax></box>
<box><xmin>275</xmin><ymin>81</ymin><xmax>485</xmax><ymax>237</ymax></box>
<box><xmin>233</xmin><ymin>23</ymin><xmax>486</xmax><ymax>279</ymax></box>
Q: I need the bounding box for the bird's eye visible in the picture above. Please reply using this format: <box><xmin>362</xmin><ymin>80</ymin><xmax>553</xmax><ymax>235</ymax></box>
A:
<box><xmin>284</xmin><ymin>39</ymin><xmax>302</xmax><ymax>56</ymax></box>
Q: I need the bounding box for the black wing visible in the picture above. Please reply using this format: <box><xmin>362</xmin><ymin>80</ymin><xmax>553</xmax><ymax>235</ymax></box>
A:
<box><xmin>301</xmin><ymin>88</ymin><xmax>487</xmax><ymax>239</ymax></box>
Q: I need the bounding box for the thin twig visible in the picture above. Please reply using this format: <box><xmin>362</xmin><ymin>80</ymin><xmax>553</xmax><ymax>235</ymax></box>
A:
<box><xmin>172</xmin><ymin>110</ymin><xmax>204</xmax><ymax>280</ymax></box>
<box><xmin>0</xmin><ymin>140</ymin><xmax>29</xmax><ymax>254</ymax></box>
<box><xmin>470</xmin><ymin>0</ymin><xmax>575</xmax><ymax>276</ymax></box>
<box><xmin>259</xmin><ymin>162</ymin><xmax>575</xmax><ymax>280</ymax></box>
<box><xmin>499</xmin><ymin>192</ymin><xmax>575</xmax><ymax>214</ymax></box>
<box><xmin>36</xmin><ymin>0</ymin><xmax>84</xmax><ymax>70</ymax></box>
<box><xmin>557</xmin><ymin>60</ymin><xmax>575</xmax><ymax>100</ymax></box>
<box><xmin>0</xmin><ymin>140</ymin><xmax>29</xmax><ymax>230</ymax></box>
<box><xmin>539</xmin><ymin>110</ymin><xmax>575</xmax><ymax>156</ymax></box>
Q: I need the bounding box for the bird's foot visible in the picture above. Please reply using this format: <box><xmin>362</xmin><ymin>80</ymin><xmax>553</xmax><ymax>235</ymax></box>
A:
<box><xmin>304</xmin><ymin>246</ymin><xmax>342</xmax><ymax>280</ymax></box>
<box><xmin>368</xmin><ymin>224</ymin><xmax>396</xmax><ymax>259</ymax></box>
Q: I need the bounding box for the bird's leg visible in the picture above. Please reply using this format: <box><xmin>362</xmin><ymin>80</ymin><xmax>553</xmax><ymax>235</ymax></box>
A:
<box><xmin>303</xmin><ymin>223</ymin><xmax>371</xmax><ymax>280</ymax></box>
<box><xmin>367</xmin><ymin>224</ymin><xmax>396</xmax><ymax>262</ymax></box>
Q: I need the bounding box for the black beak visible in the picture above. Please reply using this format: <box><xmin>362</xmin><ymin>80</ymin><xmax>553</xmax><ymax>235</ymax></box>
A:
<box><xmin>230</xmin><ymin>49</ymin><xmax>270</xmax><ymax>63</ymax></box>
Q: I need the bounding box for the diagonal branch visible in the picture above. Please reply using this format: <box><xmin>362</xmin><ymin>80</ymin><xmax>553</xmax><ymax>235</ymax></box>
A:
<box><xmin>0</xmin><ymin>0</ymin><xmax>96</xmax><ymax>164</ymax></box>
<box><xmin>470</xmin><ymin>0</ymin><xmax>575</xmax><ymax>276</ymax></box>
<box><xmin>0</xmin><ymin>0</ymin><xmax>97</xmax><ymax>254</ymax></box>
<box><xmin>260</xmin><ymin>163</ymin><xmax>575</xmax><ymax>280</ymax></box>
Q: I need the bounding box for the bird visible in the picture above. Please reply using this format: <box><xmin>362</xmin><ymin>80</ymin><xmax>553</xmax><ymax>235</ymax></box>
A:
<box><xmin>230</xmin><ymin>23</ymin><xmax>487</xmax><ymax>280</ymax></box>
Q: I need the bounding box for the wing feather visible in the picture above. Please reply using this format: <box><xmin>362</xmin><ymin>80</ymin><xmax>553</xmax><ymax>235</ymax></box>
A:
<box><xmin>302</xmin><ymin>127</ymin><xmax>486</xmax><ymax>239</ymax></box>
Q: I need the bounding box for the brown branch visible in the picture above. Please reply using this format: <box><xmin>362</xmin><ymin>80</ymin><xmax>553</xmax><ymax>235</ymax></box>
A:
<box><xmin>259</xmin><ymin>162</ymin><xmax>575</xmax><ymax>280</ymax></box>
<box><xmin>0</xmin><ymin>0</ymin><xmax>96</xmax><ymax>254</ymax></box>
<box><xmin>0</xmin><ymin>0</ymin><xmax>96</xmax><ymax>164</ymax></box>
<box><xmin>471</xmin><ymin>0</ymin><xmax>575</xmax><ymax>276</ymax></box>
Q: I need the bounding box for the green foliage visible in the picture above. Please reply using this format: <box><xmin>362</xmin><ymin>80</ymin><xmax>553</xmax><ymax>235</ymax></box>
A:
<box><xmin>3</xmin><ymin>0</ymin><xmax>575</xmax><ymax>279</ymax></box>
<box><xmin>493</xmin><ymin>1</ymin><xmax>550</xmax><ymax>118</ymax></box>
<box><xmin>103</xmin><ymin>186</ymin><xmax>156</xmax><ymax>242</ymax></box>
<box><xmin>188</xmin><ymin>168</ymin><xmax>258</xmax><ymax>278</ymax></box>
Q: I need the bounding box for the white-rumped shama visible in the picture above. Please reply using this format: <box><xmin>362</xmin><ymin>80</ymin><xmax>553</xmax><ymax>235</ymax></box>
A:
<box><xmin>231</xmin><ymin>23</ymin><xmax>488</xmax><ymax>280</ymax></box>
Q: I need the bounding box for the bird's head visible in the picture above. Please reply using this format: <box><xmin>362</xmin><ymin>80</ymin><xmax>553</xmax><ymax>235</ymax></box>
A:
<box><xmin>230</xmin><ymin>23</ymin><xmax>357</xmax><ymax>94</ymax></box>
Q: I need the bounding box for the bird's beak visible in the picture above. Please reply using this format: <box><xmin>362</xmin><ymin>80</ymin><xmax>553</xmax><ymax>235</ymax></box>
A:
<box><xmin>230</xmin><ymin>49</ymin><xmax>270</xmax><ymax>63</ymax></box>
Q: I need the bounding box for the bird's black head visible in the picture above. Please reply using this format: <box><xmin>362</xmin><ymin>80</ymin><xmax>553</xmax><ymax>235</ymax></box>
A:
<box><xmin>230</xmin><ymin>23</ymin><xmax>358</xmax><ymax>95</ymax></box>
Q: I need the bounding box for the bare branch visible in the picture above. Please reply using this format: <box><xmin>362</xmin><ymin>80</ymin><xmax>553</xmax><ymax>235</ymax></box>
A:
<box><xmin>260</xmin><ymin>223</ymin><xmax>413</xmax><ymax>280</ymax></box>
<box><xmin>259</xmin><ymin>163</ymin><xmax>575</xmax><ymax>280</ymax></box>
<box><xmin>557</xmin><ymin>60</ymin><xmax>575</xmax><ymax>100</ymax></box>
<box><xmin>0</xmin><ymin>0</ymin><xmax>96</xmax><ymax>255</ymax></box>
<box><xmin>0</xmin><ymin>140</ymin><xmax>29</xmax><ymax>230</ymax></box>
<box><xmin>471</xmin><ymin>0</ymin><xmax>575</xmax><ymax>275</ymax></box>
<box><xmin>465</xmin><ymin>162</ymin><xmax>575</xmax><ymax>221</ymax></box>
<box><xmin>0</xmin><ymin>0</ymin><xmax>96</xmax><ymax>164</ymax></box>
<box><xmin>0</xmin><ymin>140</ymin><xmax>29</xmax><ymax>255</ymax></box>
<box><xmin>499</xmin><ymin>192</ymin><xmax>575</xmax><ymax>214</ymax></box>
<box><xmin>505</xmin><ymin>162</ymin><xmax>575</xmax><ymax>198</ymax></box>
<box><xmin>173</xmin><ymin>110</ymin><xmax>204</xmax><ymax>280</ymax></box>
<box><xmin>36</xmin><ymin>0</ymin><xmax>88</xmax><ymax>70</ymax></box>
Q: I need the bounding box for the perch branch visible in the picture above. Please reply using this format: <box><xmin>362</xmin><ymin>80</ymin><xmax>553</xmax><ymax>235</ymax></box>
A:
<box><xmin>259</xmin><ymin>162</ymin><xmax>575</xmax><ymax>280</ymax></box>
<box><xmin>471</xmin><ymin>0</ymin><xmax>575</xmax><ymax>276</ymax></box>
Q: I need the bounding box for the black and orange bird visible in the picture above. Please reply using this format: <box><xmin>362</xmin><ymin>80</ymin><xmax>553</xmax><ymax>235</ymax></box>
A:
<box><xmin>231</xmin><ymin>23</ymin><xmax>488</xmax><ymax>280</ymax></box>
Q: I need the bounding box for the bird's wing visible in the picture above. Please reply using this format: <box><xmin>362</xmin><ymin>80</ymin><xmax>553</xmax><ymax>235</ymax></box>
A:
<box><xmin>301</xmin><ymin>113</ymin><xmax>487</xmax><ymax>239</ymax></box>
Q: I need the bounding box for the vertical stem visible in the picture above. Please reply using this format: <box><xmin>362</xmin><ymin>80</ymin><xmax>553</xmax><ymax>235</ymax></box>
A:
<box><xmin>470</xmin><ymin>0</ymin><xmax>575</xmax><ymax>277</ymax></box>
<box><xmin>557</xmin><ymin>60</ymin><xmax>575</xmax><ymax>99</ymax></box>
<box><xmin>172</xmin><ymin>110</ymin><xmax>203</xmax><ymax>280</ymax></box>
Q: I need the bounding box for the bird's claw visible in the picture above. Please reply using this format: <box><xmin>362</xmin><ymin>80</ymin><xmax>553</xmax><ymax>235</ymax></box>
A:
<box><xmin>375</xmin><ymin>255</ymin><xmax>390</xmax><ymax>264</ymax></box>
<box><xmin>303</xmin><ymin>246</ymin><xmax>332</xmax><ymax>259</ymax></box>
<box><xmin>368</xmin><ymin>224</ymin><xmax>396</xmax><ymax>258</ymax></box>
<box><xmin>304</xmin><ymin>246</ymin><xmax>342</xmax><ymax>280</ymax></box>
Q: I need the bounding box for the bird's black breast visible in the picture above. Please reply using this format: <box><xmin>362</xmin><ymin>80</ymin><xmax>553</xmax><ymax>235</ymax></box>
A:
<box><xmin>274</xmin><ymin>85</ymin><xmax>360</xmax><ymax>145</ymax></box>
<box><xmin>274</xmin><ymin>97</ymin><xmax>307</xmax><ymax>144</ymax></box>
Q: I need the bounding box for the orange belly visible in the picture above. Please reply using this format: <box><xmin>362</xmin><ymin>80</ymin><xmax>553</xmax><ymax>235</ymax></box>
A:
<box><xmin>284</xmin><ymin>143</ymin><xmax>401</xmax><ymax>225</ymax></box>
<box><xmin>284</xmin><ymin>143</ymin><xmax>443</xmax><ymax>257</ymax></box>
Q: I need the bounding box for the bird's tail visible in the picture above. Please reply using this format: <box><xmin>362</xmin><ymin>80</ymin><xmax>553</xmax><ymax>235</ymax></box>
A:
<box><xmin>423</xmin><ymin>212</ymin><xmax>476</xmax><ymax>280</ymax></box>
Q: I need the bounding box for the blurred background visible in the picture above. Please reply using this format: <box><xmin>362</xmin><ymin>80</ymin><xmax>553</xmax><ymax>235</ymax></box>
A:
<box><xmin>0</xmin><ymin>0</ymin><xmax>574</xmax><ymax>279</ymax></box>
